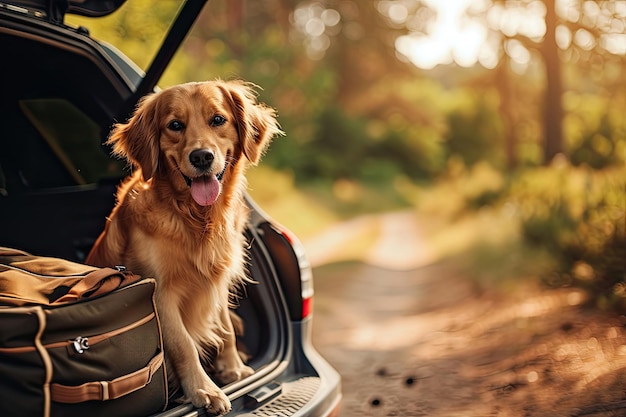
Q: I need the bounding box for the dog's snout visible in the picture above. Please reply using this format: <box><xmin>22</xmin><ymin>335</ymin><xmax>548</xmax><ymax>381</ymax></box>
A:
<box><xmin>189</xmin><ymin>149</ymin><xmax>214</xmax><ymax>170</ymax></box>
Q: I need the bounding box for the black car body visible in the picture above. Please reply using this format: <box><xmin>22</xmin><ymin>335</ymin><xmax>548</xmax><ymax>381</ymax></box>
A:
<box><xmin>0</xmin><ymin>0</ymin><xmax>342</xmax><ymax>416</ymax></box>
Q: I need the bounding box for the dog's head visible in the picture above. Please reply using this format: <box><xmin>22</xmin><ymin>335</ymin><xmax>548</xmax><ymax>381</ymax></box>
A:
<box><xmin>107</xmin><ymin>80</ymin><xmax>282</xmax><ymax>206</ymax></box>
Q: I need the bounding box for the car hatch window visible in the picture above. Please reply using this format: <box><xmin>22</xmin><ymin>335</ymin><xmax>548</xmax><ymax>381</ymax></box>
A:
<box><xmin>4</xmin><ymin>99</ymin><xmax>124</xmax><ymax>192</ymax></box>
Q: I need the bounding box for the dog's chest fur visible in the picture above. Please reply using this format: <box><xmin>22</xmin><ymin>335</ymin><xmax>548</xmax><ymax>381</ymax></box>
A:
<box><xmin>117</xmin><ymin>172</ymin><xmax>248</xmax><ymax>293</ymax></box>
<box><xmin>111</xmin><ymin>174</ymin><xmax>249</xmax><ymax>348</ymax></box>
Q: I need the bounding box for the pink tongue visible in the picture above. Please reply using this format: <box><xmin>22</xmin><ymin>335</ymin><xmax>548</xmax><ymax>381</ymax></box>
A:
<box><xmin>190</xmin><ymin>175</ymin><xmax>221</xmax><ymax>206</ymax></box>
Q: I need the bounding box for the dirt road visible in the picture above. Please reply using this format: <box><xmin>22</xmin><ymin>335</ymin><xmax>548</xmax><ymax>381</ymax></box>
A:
<box><xmin>305</xmin><ymin>212</ymin><xmax>626</xmax><ymax>417</ymax></box>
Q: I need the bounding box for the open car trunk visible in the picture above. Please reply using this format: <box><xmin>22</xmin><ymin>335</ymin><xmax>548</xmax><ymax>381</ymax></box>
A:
<box><xmin>0</xmin><ymin>1</ymin><xmax>341</xmax><ymax>416</ymax></box>
<box><xmin>0</xmin><ymin>2</ymin><xmax>288</xmax><ymax>408</ymax></box>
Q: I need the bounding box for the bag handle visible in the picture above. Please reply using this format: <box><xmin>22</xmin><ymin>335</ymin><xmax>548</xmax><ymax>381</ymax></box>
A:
<box><xmin>52</xmin><ymin>267</ymin><xmax>137</xmax><ymax>304</ymax></box>
<box><xmin>50</xmin><ymin>351</ymin><xmax>164</xmax><ymax>403</ymax></box>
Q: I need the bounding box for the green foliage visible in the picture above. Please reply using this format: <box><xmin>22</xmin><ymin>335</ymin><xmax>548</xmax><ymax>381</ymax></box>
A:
<box><xmin>510</xmin><ymin>160</ymin><xmax>626</xmax><ymax>310</ymax></box>
<box><xmin>428</xmin><ymin>158</ymin><xmax>507</xmax><ymax>218</ymax></box>
<box><xmin>296</xmin><ymin>104</ymin><xmax>437</xmax><ymax>183</ymax></box>
<box><xmin>368</xmin><ymin>113</ymin><xmax>446</xmax><ymax>181</ymax></box>
<box><xmin>67</xmin><ymin>1</ymin><xmax>180</xmax><ymax>71</ymax></box>
<box><xmin>564</xmin><ymin>91</ymin><xmax>626</xmax><ymax>169</ymax></box>
<box><xmin>445</xmin><ymin>89</ymin><xmax>505</xmax><ymax>168</ymax></box>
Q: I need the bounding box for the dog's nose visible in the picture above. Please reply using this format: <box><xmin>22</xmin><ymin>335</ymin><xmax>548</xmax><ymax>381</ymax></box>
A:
<box><xmin>189</xmin><ymin>149</ymin><xmax>214</xmax><ymax>170</ymax></box>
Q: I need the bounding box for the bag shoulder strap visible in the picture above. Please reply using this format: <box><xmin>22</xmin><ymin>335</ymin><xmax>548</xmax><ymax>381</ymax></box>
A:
<box><xmin>52</xmin><ymin>267</ymin><xmax>139</xmax><ymax>304</ymax></box>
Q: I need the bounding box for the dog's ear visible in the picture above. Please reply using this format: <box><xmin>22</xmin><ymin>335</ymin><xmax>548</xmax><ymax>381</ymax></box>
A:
<box><xmin>107</xmin><ymin>93</ymin><xmax>160</xmax><ymax>181</ymax></box>
<box><xmin>220</xmin><ymin>81</ymin><xmax>283</xmax><ymax>165</ymax></box>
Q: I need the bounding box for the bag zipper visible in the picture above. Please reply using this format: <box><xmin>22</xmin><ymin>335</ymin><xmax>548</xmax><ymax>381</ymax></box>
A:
<box><xmin>0</xmin><ymin>311</ymin><xmax>156</xmax><ymax>354</ymax></box>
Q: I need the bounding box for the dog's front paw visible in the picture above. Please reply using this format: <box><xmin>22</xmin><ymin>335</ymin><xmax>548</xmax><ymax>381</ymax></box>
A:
<box><xmin>189</xmin><ymin>388</ymin><xmax>231</xmax><ymax>415</ymax></box>
<box><xmin>215</xmin><ymin>364</ymin><xmax>254</xmax><ymax>385</ymax></box>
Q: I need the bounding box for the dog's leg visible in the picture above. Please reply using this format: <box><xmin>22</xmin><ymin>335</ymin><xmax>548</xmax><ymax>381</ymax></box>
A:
<box><xmin>158</xmin><ymin>295</ymin><xmax>231</xmax><ymax>414</ymax></box>
<box><xmin>214</xmin><ymin>306</ymin><xmax>254</xmax><ymax>384</ymax></box>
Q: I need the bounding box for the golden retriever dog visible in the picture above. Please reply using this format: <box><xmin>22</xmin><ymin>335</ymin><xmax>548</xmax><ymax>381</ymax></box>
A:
<box><xmin>86</xmin><ymin>80</ymin><xmax>282</xmax><ymax>414</ymax></box>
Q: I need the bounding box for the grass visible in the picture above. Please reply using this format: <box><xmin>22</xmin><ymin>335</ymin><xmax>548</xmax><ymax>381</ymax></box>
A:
<box><xmin>414</xmin><ymin>201</ymin><xmax>556</xmax><ymax>292</ymax></box>
<box><xmin>247</xmin><ymin>166</ymin><xmax>414</xmax><ymax>239</ymax></box>
<box><xmin>246</xmin><ymin>166</ymin><xmax>339</xmax><ymax>238</ymax></box>
<box><xmin>247</xmin><ymin>164</ymin><xmax>573</xmax><ymax>295</ymax></box>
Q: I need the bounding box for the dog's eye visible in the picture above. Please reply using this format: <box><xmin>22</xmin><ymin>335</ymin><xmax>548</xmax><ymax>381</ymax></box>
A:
<box><xmin>168</xmin><ymin>120</ymin><xmax>185</xmax><ymax>131</ymax></box>
<box><xmin>210</xmin><ymin>114</ymin><xmax>227</xmax><ymax>127</ymax></box>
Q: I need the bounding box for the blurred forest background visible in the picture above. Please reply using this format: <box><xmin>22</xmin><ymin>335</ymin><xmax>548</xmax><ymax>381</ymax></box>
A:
<box><xmin>69</xmin><ymin>0</ymin><xmax>625</xmax><ymax>309</ymax></box>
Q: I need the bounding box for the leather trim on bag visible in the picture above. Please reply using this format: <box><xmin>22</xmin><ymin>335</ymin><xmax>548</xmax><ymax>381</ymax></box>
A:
<box><xmin>50</xmin><ymin>350</ymin><xmax>164</xmax><ymax>403</ymax></box>
<box><xmin>33</xmin><ymin>307</ymin><xmax>52</xmax><ymax>417</ymax></box>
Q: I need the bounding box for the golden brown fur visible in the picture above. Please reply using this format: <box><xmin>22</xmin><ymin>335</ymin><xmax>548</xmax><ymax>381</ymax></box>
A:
<box><xmin>86</xmin><ymin>80</ymin><xmax>282</xmax><ymax>414</ymax></box>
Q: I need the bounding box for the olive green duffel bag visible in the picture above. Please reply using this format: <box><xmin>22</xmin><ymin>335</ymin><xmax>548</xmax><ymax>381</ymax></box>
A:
<box><xmin>0</xmin><ymin>247</ymin><xmax>168</xmax><ymax>417</ymax></box>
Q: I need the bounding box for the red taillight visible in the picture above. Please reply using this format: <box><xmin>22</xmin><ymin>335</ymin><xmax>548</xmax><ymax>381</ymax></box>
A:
<box><xmin>280</xmin><ymin>229</ymin><xmax>314</xmax><ymax>320</ymax></box>
<box><xmin>301</xmin><ymin>295</ymin><xmax>313</xmax><ymax>319</ymax></box>
<box><xmin>258</xmin><ymin>220</ymin><xmax>315</xmax><ymax>321</ymax></box>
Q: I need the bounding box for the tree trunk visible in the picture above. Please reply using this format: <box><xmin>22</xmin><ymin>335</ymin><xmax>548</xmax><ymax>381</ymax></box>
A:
<box><xmin>542</xmin><ymin>0</ymin><xmax>564</xmax><ymax>164</ymax></box>
<box><xmin>495</xmin><ymin>60</ymin><xmax>517</xmax><ymax>170</ymax></box>
<box><xmin>227</xmin><ymin>0</ymin><xmax>244</xmax><ymax>57</ymax></box>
